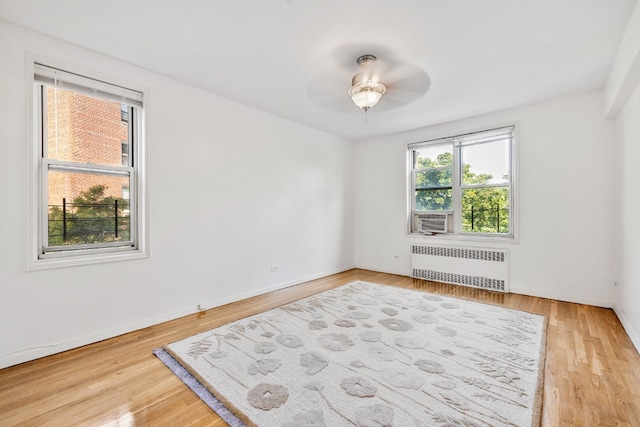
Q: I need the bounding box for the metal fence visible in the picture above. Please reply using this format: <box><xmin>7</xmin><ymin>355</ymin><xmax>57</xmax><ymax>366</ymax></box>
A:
<box><xmin>464</xmin><ymin>203</ymin><xmax>509</xmax><ymax>233</ymax></box>
<box><xmin>48</xmin><ymin>198</ymin><xmax>130</xmax><ymax>244</ymax></box>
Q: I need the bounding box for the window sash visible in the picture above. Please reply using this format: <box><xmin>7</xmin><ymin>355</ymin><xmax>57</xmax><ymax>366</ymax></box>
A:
<box><xmin>41</xmin><ymin>165</ymin><xmax>137</xmax><ymax>253</ymax></box>
<box><xmin>460</xmin><ymin>185</ymin><xmax>510</xmax><ymax>235</ymax></box>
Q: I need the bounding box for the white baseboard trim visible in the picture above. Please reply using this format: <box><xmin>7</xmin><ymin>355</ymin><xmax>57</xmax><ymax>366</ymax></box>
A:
<box><xmin>354</xmin><ymin>264</ymin><xmax>407</xmax><ymax>277</ymax></box>
<box><xmin>0</xmin><ymin>265</ymin><xmax>355</xmax><ymax>370</ymax></box>
<box><xmin>508</xmin><ymin>286</ymin><xmax>613</xmax><ymax>308</ymax></box>
<box><xmin>195</xmin><ymin>265</ymin><xmax>356</xmax><ymax>312</ymax></box>
<box><xmin>355</xmin><ymin>266</ymin><xmax>615</xmax><ymax>308</ymax></box>
<box><xmin>613</xmin><ymin>306</ymin><xmax>640</xmax><ymax>355</ymax></box>
<box><xmin>0</xmin><ymin>306</ymin><xmax>196</xmax><ymax>370</ymax></box>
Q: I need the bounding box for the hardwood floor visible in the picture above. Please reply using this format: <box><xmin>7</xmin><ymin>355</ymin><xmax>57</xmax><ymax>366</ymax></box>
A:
<box><xmin>1</xmin><ymin>269</ymin><xmax>639</xmax><ymax>426</ymax></box>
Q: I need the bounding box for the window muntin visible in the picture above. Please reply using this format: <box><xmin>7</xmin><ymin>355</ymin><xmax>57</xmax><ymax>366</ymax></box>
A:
<box><xmin>409</xmin><ymin>126</ymin><xmax>514</xmax><ymax>237</ymax></box>
<box><xmin>35</xmin><ymin>63</ymin><xmax>143</xmax><ymax>258</ymax></box>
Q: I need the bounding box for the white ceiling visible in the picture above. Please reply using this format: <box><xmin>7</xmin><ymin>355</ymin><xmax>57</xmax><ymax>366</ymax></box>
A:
<box><xmin>0</xmin><ymin>1</ymin><xmax>636</xmax><ymax>141</ymax></box>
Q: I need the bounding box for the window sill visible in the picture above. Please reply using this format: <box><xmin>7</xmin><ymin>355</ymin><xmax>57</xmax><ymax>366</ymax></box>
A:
<box><xmin>407</xmin><ymin>232</ymin><xmax>518</xmax><ymax>245</ymax></box>
<box><xmin>27</xmin><ymin>248</ymin><xmax>148</xmax><ymax>271</ymax></box>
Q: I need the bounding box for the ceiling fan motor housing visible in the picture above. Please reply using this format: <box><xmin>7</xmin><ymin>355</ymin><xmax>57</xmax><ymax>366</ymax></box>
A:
<box><xmin>349</xmin><ymin>55</ymin><xmax>387</xmax><ymax>110</ymax></box>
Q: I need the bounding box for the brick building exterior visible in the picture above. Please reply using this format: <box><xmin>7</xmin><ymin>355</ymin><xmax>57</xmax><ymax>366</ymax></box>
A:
<box><xmin>46</xmin><ymin>87</ymin><xmax>129</xmax><ymax>208</ymax></box>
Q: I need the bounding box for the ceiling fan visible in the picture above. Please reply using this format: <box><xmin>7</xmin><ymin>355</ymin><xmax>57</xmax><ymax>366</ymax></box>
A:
<box><xmin>308</xmin><ymin>51</ymin><xmax>431</xmax><ymax>114</ymax></box>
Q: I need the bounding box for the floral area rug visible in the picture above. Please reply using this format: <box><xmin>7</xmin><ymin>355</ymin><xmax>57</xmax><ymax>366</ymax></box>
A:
<box><xmin>161</xmin><ymin>281</ymin><xmax>546</xmax><ymax>427</ymax></box>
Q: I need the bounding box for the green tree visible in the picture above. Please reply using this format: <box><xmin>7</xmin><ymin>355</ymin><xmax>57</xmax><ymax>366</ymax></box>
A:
<box><xmin>461</xmin><ymin>164</ymin><xmax>509</xmax><ymax>234</ymax></box>
<box><xmin>414</xmin><ymin>152</ymin><xmax>453</xmax><ymax>210</ymax></box>
<box><xmin>415</xmin><ymin>154</ymin><xmax>509</xmax><ymax>234</ymax></box>
<box><xmin>48</xmin><ymin>185</ymin><xmax>130</xmax><ymax>245</ymax></box>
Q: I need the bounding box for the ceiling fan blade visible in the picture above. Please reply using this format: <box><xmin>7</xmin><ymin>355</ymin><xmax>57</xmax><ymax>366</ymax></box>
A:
<box><xmin>307</xmin><ymin>71</ymin><xmax>355</xmax><ymax>112</ymax></box>
<box><xmin>385</xmin><ymin>67</ymin><xmax>431</xmax><ymax>105</ymax></box>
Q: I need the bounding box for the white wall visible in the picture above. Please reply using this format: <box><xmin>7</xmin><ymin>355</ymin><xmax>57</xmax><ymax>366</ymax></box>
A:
<box><xmin>615</xmin><ymin>84</ymin><xmax>640</xmax><ymax>353</ymax></box>
<box><xmin>355</xmin><ymin>91</ymin><xmax>617</xmax><ymax>307</ymax></box>
<box><xmin>611</xmin><ymin>2</ymin><xmax>640</xmax><ymax>353</ymax></box>
<box><xmin>0</xmin><ymin>22</ymin><xmax>355</xmax><ymax>369</ymax></box>
<box><xmin>605</xmin><ymin>0</ymin><xmax>640</xmax><ymax>118</ymax></box>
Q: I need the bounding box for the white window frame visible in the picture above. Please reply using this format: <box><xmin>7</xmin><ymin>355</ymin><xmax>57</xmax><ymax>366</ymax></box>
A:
<box><xmin>26</xmin><ymin>56</ymin><xmax>148</xmax><ymax>270</ymax></box>
<box><xmin>407</xmin><ymin>125</ymin><xmax>517</xmax><ymax>241</ymax></box>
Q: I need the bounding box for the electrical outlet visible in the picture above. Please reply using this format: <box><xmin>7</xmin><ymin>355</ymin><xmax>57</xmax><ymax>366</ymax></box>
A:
<box><xmin>271</xmin><ymin>265</ymin><xmax>279</xmax><ymax>272</ymax></box>
<box><xmin>393</xmin><ymin>255</ymin><xmax>400</xmax><ymax>260</ymax></box>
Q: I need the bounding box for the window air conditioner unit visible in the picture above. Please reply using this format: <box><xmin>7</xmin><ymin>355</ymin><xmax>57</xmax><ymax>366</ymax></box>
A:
<box><xmin>417</xmin><ymin>213</ymin><xmax>448</xmax><ymax>234</ymax></box>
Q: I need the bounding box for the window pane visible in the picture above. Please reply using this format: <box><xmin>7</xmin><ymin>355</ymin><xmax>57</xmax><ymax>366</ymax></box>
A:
<box><xmin>415</xmin><ymin>169</ymin><xmax>452</xmax><ymax>189</ymax></box>
<box><xmin>461</xmin><ymin>187</ymin><xmax>509</xmax><ymax>233</ymax></box>
<box><xmin>415</xmin><ymin>188</ymin><xmax>452</xmax><ymax>211</ymax></box>
<box><xmin>461</xmin><ymin>138</ymin><xmax>509</xmax><ymax>185</ymax></box>
<box><xmin>46</xmin><ymin>87</ymin><xmax>130</xmax><ymax>167</ymax></box>
<box><xmin>47</xmin><ymin>170</ymin><xmax>131</xmax><ymax>246</ymax></box>
<box><xmin>414</xmin><ymin>143</ymin><xmax>453</xmax><ymax>169</ymax></box>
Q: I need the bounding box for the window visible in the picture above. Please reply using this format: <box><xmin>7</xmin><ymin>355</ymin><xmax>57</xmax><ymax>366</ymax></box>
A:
<box><xmin>121</xmin><ymin>141</ymin><xmax>129</xmax><ymax>166</ymax></box>
<box><xmin>33</xmin><ymin>63</ymin><xmax>145</xmax><ymax>263</ymax></box>
<box><xmin>121</xmin><ymin>103</ymin><xmax>129</xmax><ymax>123</ymax></box>
<box><xmin>408</xmin><ymin>126</ymin><xmax>515</xmax><ymax>238</ymax></box>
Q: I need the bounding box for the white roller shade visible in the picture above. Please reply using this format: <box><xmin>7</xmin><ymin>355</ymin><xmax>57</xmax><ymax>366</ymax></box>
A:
<box><xmin>409</xmin><ymin>126</ymin><xmax>514</xmax><ymax>149</ymax></box>
<box><xmin>34</xmin><ymin>63</ymin><xmax>143</xmax><ymax>108</ymax></box>
<box><xmin>456</xmin><ymin>126</ymin><xmax>514</xmax><ymax>147</ymax></box>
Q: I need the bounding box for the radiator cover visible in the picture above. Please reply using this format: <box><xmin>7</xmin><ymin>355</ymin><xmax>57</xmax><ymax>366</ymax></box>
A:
<box><xmin>411</xmin><ymin>244</ymin><xmax>509</xmax><ymax>292</ymax></box>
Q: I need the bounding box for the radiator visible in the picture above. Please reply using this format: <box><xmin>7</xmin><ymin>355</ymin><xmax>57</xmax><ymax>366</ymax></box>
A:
<box><xmin>411</xmin><ymin>244</ymin><xmax>509</xmax><ymax>292</ymax></box>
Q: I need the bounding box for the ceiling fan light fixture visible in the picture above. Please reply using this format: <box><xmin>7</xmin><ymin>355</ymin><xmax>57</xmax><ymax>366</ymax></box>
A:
<box><xmin>349</xmin><ymin>55</ymin><xmax>387</xmax><ymax>111</ymax></box>
<box><xmin>349</xmin><ymin>82</ymin><xmax>386</xmax><ymax>111</ymax></box>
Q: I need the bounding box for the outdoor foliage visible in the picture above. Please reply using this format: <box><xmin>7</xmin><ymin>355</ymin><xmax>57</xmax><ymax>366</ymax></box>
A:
<box><xmin>48</xmin><ymin>185</ymin><xmax>130</xmax><ymax>246</ymax></box>
<box><xmin>415</xmin><ymin>152</ymin><xmax>509</xmax><ymax>233</ymax></box>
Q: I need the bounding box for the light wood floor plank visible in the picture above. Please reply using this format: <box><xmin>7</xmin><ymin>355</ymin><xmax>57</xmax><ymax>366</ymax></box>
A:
<box><xmin>1</xmin><ymin>269</ymin><xmax>639</xmax><ymax>426</ymax></box>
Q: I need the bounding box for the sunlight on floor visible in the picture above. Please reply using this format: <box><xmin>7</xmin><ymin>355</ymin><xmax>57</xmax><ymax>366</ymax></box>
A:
<box><xmin>99</xmin><ymin>409</ymin><xmax>134</xmax><ymax>427</ymax></box>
